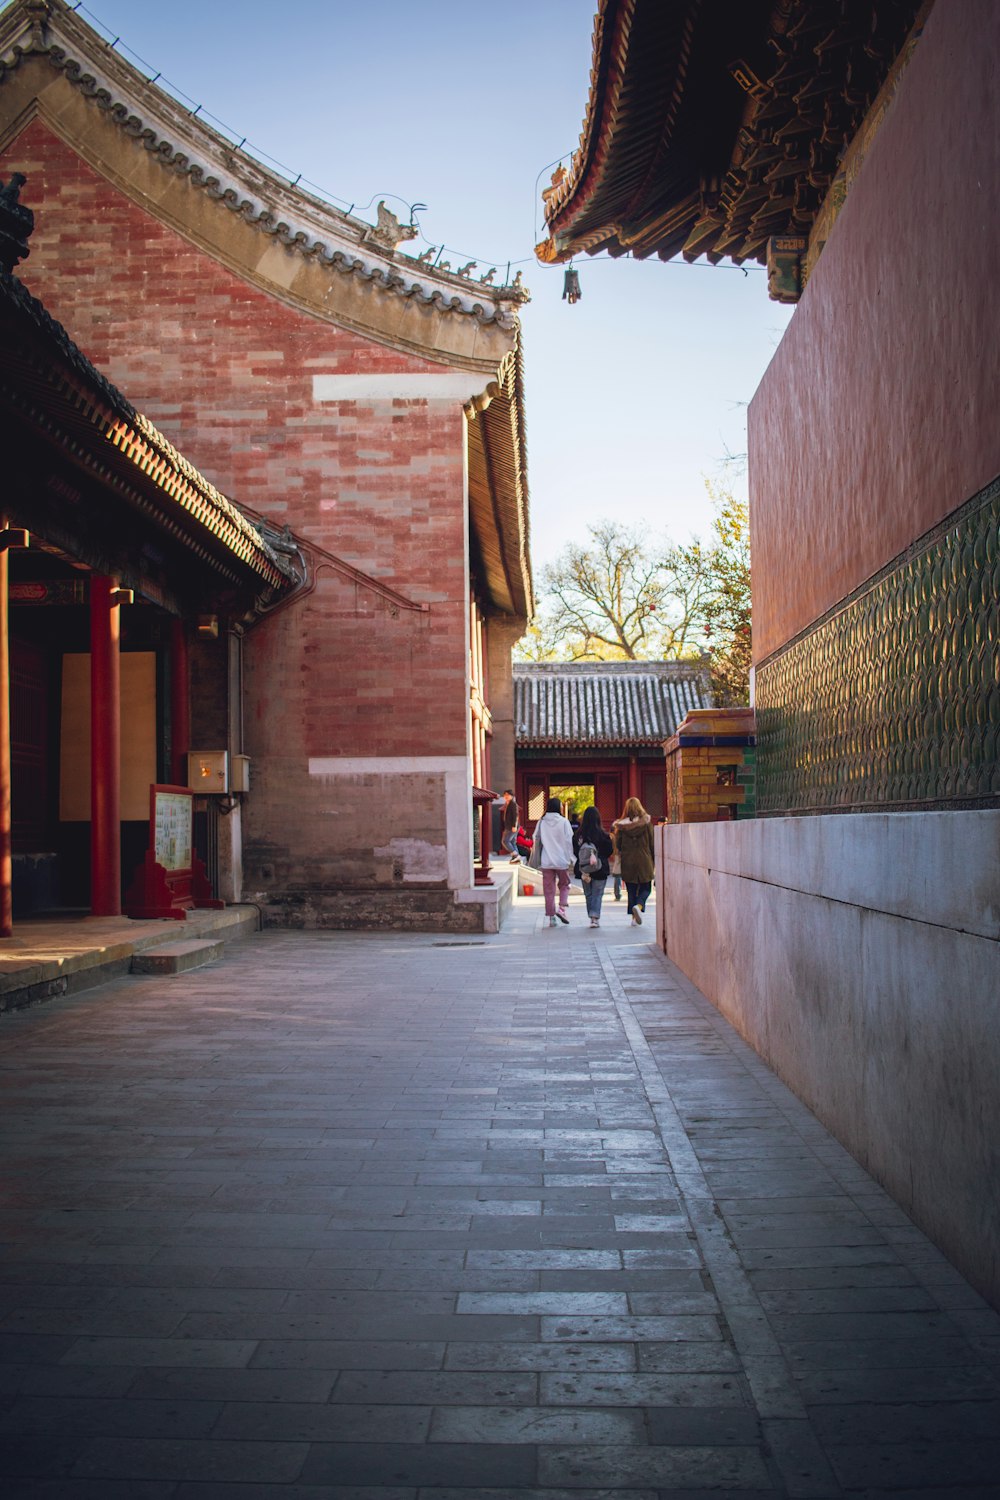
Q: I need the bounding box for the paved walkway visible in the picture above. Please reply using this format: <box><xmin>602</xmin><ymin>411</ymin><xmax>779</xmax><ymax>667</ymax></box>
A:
<box><xmin>0</xmin><ymin>889</ymin><xmax>998</xmax><ymax>1498</ymax></box>
<box><xmin>0</xmin><ymin>906</ymin><xmax>258</xmax><ymax>1013</ymax></box>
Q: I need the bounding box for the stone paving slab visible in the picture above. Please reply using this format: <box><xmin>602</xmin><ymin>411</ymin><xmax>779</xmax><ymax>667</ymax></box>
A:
<box><xmin>0</xmin><ymin>905</ymin><xmax>258</xmax><ymax>1011</ymax></box>
<box><xmin>0</xmin><ymin>889</ymin><xmax>998</xmax><ymax>1495</ymax></box>
<box><xmin>131</xmin><ymin>940</ymin><xmax>225</xmax><ymax>976</ymax></box>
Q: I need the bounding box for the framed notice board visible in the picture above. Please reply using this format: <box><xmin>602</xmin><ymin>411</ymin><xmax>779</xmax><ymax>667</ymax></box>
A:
<box><xmin>125</xmin><ymin>784</ymin><xmax>222</xmax><ymax>919</ymax></box>
<box><xmin>153</xmin><ymin>787</ymin><xmax>193</xmax><ymax>871</ymax></box>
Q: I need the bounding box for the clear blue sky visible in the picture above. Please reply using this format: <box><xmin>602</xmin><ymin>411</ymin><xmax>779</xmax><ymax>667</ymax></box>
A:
<box><xmin>60</xmin><ymin>0</ymin><xmax>792</xmax><ymax>569</ymax></box>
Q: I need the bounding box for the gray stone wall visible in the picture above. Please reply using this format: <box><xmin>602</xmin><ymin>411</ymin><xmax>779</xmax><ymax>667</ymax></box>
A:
<box><xmin>656</xmin><ymin>813</ymin><xmax>1000</xmax><ymax>1308</ymax></box>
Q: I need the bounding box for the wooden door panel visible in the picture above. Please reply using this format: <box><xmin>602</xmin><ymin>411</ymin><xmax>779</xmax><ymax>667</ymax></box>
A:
<box><xmin>595</xmin><ymin>773</ymin><xmax>621</xmax><ymax>828</ymax></box>
<box><xmin>642</xmin><ymin>769</ymin><xmax>666</xmax><ymax>820</ymax></box>
<box><xmin>11</xmin><ymin>639</ymin><xmax>49</xmax><ymax>851</ymax></box>
<box><xmin>525</xmin><ymin>779</ymin><xmax>547</xmax><ymax>827</ymax></box>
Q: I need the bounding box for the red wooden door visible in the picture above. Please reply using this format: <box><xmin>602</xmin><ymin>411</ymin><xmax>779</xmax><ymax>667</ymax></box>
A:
<box><xmin>642</xmin><ymin>768</ymin><xmax>666</xmax><ymax>820</ymax></box>
<box><xmin>595</xmin><ymin>773</ymin><xmax>621</xmax><ymax>828</ymax></box>
<box><xmin>524</xmin><ymin>777</ymin><xmax>548</xmax><ymax>829</ymax></box>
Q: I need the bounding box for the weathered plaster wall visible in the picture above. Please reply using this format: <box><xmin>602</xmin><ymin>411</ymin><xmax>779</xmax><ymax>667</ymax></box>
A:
<box><xmin>749</xmin><ymin>0</ymin><xmax>1000</xmax><ymax>662</ymax></box>
<box><xmin>2</xmin><ymin>121</ymin><xmax>478</xmax><ymax>907</ymax></box>
<box><xmin>656</xmin><ymin>815</ymin><xmax>1000</xmax><ymax>1307</ymax></box>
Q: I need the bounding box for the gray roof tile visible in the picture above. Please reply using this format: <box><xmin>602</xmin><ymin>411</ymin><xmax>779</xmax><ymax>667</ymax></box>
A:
<box><xmin>513</xmin><ymin>661</ymin><xmax>710</xmax><ymax>746</ymax></box>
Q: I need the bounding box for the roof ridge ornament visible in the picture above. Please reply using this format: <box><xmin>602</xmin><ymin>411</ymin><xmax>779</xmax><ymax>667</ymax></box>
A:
<box><xmin>542</xmin><ymin>165</ymin><xmax>567</xmax><ymax>203</ymax></box>
<box><xmin>361</xmin><ymin>200</ymin><xmax>418</xmax><ymax>254</ymax></box>
<box><xmin>0</xmin><ymin>3</ymin><xmax>527</xmax><ymax>338</ymax></box>
<box><xmin>23</xmin><ymin>0</ymin><xmax>52</xmax><ymax>52</ymax></box>
<box><xmin>0</xmin><ymin>170</ymin><xmax>33</xmax><ymax>272</ymax></box>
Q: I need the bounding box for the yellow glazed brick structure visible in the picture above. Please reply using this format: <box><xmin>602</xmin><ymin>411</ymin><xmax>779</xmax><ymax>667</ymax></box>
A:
<box><xmin>664</xmin><ymin>708</ymin><xmax>756</xmax><ymax>824</ymax></box>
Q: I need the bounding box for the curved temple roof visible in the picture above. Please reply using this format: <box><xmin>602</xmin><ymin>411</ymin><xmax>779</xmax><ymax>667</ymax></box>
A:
<box><xmin>537</xmin><ymin>0</ymin><xmax>923</xmax><ymax>270</ymax></box>
<box><xmin>514</xmin><ymin>661</ymin><xmax>710</xmax><ymax>748</ymax></box>
<box><xmin>0</xmin><ymin>0</ymin><xmax>533</xmax><ymax>620</ymax></box>
<box><xmin>0</xmin><ymin>0</ymin><xmax>529</xmax><ymax>371</ymax></box>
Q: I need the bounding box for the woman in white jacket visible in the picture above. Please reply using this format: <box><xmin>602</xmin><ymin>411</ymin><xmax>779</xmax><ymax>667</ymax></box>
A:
<box><xmin>532</xmin><ymin>796</ymin><xmax>575</xmax><ymax>927</ymax></box>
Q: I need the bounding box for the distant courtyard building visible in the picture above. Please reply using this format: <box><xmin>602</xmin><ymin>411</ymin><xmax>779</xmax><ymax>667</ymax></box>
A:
<box><xmin>0</xmin><ymin>0</ymin><xmax>531</xmax><ymax>932</ymax></box>
<box><xmin>513</xmin><ymin>661</ymin><xmax>710</xmax><ymax>826</ymax></box>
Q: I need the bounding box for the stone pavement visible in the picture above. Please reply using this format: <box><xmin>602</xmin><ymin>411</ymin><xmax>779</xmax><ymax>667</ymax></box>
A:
<box><xmin>0</xmin><ymin>887</ymin><xmax>998</xmax><ymax>1498</ymax></box>
<box><xmin>0</xmin><ymin>906</ymin><xmax>259</xmax><ymax>1014</ymax></box>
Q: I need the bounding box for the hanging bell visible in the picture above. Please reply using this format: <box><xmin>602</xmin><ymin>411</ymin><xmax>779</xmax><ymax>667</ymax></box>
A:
<box><xmin>562</xmin><ymin>264</ymin><xmax>582</xmax><ymax>304</ymax></box>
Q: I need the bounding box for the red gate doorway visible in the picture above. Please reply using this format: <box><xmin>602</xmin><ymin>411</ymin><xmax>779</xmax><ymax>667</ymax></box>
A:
<box><xmin>518</xmin><ymin>760</ymin><xmax>665</xmax><ymax>831</ymax></box>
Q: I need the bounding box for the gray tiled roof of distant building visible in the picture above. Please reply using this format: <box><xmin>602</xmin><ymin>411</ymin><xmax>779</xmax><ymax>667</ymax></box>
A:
<box><xmin>514</xmin><ymin>661</ymin><xmax>711</xmax><ymax>746</ymax></box>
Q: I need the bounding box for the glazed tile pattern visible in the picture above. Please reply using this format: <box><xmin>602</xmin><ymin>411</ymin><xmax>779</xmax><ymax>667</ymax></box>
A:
<box><xmin>756</xmin><ymin>480</ymin><xmax>1000</xmax><ymax>812</ymax></box>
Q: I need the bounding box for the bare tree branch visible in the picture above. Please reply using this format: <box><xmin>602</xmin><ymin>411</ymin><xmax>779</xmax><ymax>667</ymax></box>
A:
<box><xmin>515</xmin><ymin>496</ymin><xmax>752</xmax><ymax>703</ymax></box>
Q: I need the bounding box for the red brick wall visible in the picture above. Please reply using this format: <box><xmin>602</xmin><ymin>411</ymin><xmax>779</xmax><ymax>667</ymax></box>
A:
<box><xmin>748</xmin><ymin>0</ymin><xmax>1000</xmax><ymax>663</ymax></box>
<box><xmin>3</xmin><ymin>121</ymin><xmax>474</xmax><ymax>889</ymax></box>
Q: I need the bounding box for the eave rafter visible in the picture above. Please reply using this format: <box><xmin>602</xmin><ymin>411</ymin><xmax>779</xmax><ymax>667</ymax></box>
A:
<box><xmin>0</xmin><ymin>265</ymin><xmax>292</xmax><ymax>597</ymax></box>
<box><xmin>538</xmin><ymin>0</ymin><xmax>925</xmax><ymax>278</ymax></box>
<box><xmin>466</xmin><ymin>339</ymin><xmax>533</xmax><ymax>623</ymax></box>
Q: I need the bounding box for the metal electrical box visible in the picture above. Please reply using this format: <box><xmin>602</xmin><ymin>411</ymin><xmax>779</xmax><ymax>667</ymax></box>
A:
<box><xmin>188</xmin><ymin>750</ymin><xmax>228</xmax><ymax>794</ymax></box>
<box><xmin>230</xmin><ymin>754</ymin><xmax>250</xmax><ymax>793</ymax></box>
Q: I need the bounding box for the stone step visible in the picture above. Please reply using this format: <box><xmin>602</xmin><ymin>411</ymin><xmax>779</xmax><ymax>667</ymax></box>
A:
<box><xmin>131</xmin><ymin>938</ymin><xmax>224</xmax><ymax>976</ymax></box>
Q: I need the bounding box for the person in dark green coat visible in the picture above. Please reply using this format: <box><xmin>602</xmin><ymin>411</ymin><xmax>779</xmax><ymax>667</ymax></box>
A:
<box><xmin>612</xmin><ymin>797</ymin><xmax>655</xmax><ymax>925</ymax></box>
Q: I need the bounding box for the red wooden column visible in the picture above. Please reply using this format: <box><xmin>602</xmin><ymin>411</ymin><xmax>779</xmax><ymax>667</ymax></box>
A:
<box><xmin>628</xmin><ymin>753</ymin><xmax>640</xmax><ymax>801</ymax></box>
<box><xmin>90</xmin><ymin>576</ymin><xmax>123</xmax><ymax>915</ymax></box>
<box><xmin>472</xmin><ymin>786</ymin><xmax>495</xmax><ymax>886</ymax></box>
<box><xmin>170</xmin><ymin>617</ymin><xmax>190</xmax><ymax>786</ymax></box>
<box><xmin>483</xmin><ymin>731</ymin><xmax>492</xmax><ymax>798</ymax></box>
<box><xmin>0</xmin><ymin>525</ymin><xmax>29</xmax><ymax>938</ymax></box>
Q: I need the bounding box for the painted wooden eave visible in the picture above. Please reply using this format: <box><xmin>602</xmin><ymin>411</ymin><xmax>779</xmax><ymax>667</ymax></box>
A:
<box><xmin>537</xmin><ymin>0</ymin><xmax>700</xmax><ymax>266</ymax></box>
<box><xmin>537</xmin><ymin>0</ymin><xmax>925</xmax><ymax>271</ymax></box>
<box><xmin>467</xmin><ymin>336</ymin><xmax>532</xmax><ymax>622</ymax></box>
<box><xmin>0</xmin><ymin>262</ymin><xmax>291</xmax><ymax>593</ymax></box>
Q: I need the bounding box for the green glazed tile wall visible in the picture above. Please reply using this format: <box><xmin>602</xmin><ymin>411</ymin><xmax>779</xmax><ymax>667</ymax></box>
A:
<box><xmin>756</xmin><ymin>481</ymin><xmax>1000</xmax><ymax>812</ymax></box>
<box><xmin>735</xmin><ymin>748</ymin><xmax>756</xmax><ymax>819</ymax></box>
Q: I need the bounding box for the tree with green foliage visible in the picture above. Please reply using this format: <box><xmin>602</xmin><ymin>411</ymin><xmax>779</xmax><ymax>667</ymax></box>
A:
<box><xmin>702</xmin><ymin>490</ymin><xmax>752</xmax><ymax>706</ymax></box>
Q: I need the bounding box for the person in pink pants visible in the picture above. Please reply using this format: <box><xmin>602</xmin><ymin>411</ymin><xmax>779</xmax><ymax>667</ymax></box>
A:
<box><xmin>531</xmin><ymin>796</ymin><xmax>575</xmax><ymax>927</ymax></box>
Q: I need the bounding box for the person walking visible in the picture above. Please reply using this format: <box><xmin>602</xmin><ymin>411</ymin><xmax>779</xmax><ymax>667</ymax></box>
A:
<box><xmin>612</xmin><ymin>797</ymin><xmax>655</xmax><ymax>926</ymax></box>
<box><xmin>532</xmin><ymin>796</ymin><xmax>575</xmax><ymax>927</ymax></box>
<box><xmin>500</xmin><ymin>789</ymin><xmax>521</xmax><ymax>863</ymax></box>
<box><xmin>609</xmin><ymin>830</ymin><xmax>623</xmax><ymax>901</ymax></box>
<box><xmin>573</xmin><ymin>805</ymin><xmax>614</xmax><ymax>929</ymax></box>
